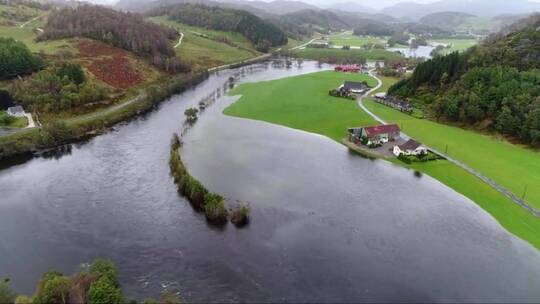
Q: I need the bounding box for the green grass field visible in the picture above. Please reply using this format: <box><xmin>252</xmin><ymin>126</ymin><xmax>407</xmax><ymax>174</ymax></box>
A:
<box><xmin>149</xmin><ymin>16</ymin><xmax>260</xmax><ymax>70</ymax></box>
<box><xmin>293</xmin><ymin>47</ymin><xmax>402</xmax><ymax>63</ymax></box>
<box><xmin>225</xmin><ymin>71</ymin><xmax>377</xmax><ymax>141</ymax></box>
<box><xmin>0</xmin><ymin>111</ymin><xmax>28</xmax><ymax>128</ymax></box>
<box><xmin>430</xmin><ymin>38</ymin><xmax>478</xmax><ymax>54</ymax></box>
<box><xmin>224</xmin><ymin>71</ymin><xmax>540</xmax><ymax>250</ymax></box>
<box><xmin>316</xmin><ymin>33</ymin><xmax>387</xmax><ymax>47</ymax></box>
<box><xmin>364</xmin><ymin>99</ymin><xmax>540</xmax><ymax>211</ymax></box>
<box><xmin>0</xmin><ymin>25</ymin><xmax>74</xmax><ymax>54</ymax></box>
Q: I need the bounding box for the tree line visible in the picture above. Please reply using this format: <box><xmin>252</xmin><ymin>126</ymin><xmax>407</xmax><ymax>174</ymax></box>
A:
<box><xmin>38</xmin><ymin>5</ymin><xmax>189</xmax><ymax>73</ymax></box>
<box><xmin>389</xmin><ymin>15</ymin><xmax>540</xmax><ymax>147</ymax></box>
<box><xmin>148</xmin><ymin>4</ymin><xmax>288</xmax><ymax>52</ymax></box>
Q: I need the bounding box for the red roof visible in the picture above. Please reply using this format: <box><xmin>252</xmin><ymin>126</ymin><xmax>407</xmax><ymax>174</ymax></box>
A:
<box><xmin>364</xmin><ymin>124</ymin><xmax>400</xmax><ymax>137</ymax></box>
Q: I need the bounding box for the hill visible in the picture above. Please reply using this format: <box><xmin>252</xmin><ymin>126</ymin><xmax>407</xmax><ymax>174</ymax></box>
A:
<box><xmin>383</xmin><ymin>0</ymin><xmax>540</xmax><ymax>20</ymax></box>
<box><xmin>389</xmin><ymin>14</ymin><xmax>540</xmax><ymax>147</ymax></box>
<box><xmin>148</xmin><ymin>3</ymin><xmax>288</xmax><ymax>51</ymax></box>
<box><xmin>38</xmin><ymin>4</ymin><xmax>187</xmax><ymax>72</ymax></box>
<box><xmin>419</xmin><ymin>11</ymin><xmax>500</xmax><ymax>35</ymax></box>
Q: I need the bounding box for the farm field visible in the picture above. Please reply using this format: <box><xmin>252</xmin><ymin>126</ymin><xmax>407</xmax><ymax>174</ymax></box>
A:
<box><xmin>0</xmin><ymin>25</ymin><xmax>74</xmax><ymax>54</ymax></box>
<box><xmin>293</xmin><ymin>47</ymin><xmax>402</xmax><ymax>63</ymax></box>
<box><xmin>225</xmin><ymin>71</ymin><xmax>377</xmax><ymax>141</ymax></box>
<box><xmin>149</xmin><ymin>16</ymin><xmax>259</xmax><ymax>70</ymax></box>
<box><xmin>363</xmin><ymin>99</ymin><xmax>540</xmax><ymax>210</ymax></box>
<box><xmin>430</xmin><ymin>38</ymin><xmax>478</xmax><ymax>54</ymax></box>
<box><xmin>317</xmin><ymin>33</ymin><xmax>387</xmax><ymax>47</ymax></box>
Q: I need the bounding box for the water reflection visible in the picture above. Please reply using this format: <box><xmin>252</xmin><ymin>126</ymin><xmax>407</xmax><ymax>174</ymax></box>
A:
<box><xmin>1</xmin><ymin>62</ymin><xmax>540</xmax><ymax>303</ymax></box>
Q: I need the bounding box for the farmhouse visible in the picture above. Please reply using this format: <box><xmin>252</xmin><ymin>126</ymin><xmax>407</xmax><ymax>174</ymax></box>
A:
<box><xmin>348</xmin><ymin>123</ymin><xmax>400</xmax><ymax>145</ymax></box>
<box><xmin>393</xmin><ymin>139</ymin><xmax>428</xmax><ymax>156</ymax></box>
<box><xmin>339</xmin><ymin>81</ymin><xmax>369</xmax><ymax>94</ymax></box>
<box><xmin>7</xmin><ymin>106</ymin><xmax>25</xmax><ymax>118</ymax></box>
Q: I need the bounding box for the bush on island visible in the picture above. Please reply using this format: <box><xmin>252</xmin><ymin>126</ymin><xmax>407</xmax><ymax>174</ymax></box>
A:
<box><xmin>231</xmin><ymin>205</ymin><xmax>250</xmax><ymax>227</ymax></box>
<box><xmin>204</xmin><ymin>193</ymin><xmax>227</xmax><ymax>223</ymax></box>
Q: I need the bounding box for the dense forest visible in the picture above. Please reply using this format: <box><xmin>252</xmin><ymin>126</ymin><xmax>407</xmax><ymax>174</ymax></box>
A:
<box><xmin>149</xmin><ymin>4</ymin><xmax>287</xmax><ymax>52</ymax></box>
<box><xmin>389</xmin><ymin>14</ymin><xmax>540</xmax><ymax>147</ymax></box>
<box><xmin>0</xmin><ymin>37</ymin><xmax>43</xmax><ymax>80</ymax></box>
<box><xmin>38</xmin><ymin>5</ymin><xmax>188</xmax><ymax>73</ymax></box>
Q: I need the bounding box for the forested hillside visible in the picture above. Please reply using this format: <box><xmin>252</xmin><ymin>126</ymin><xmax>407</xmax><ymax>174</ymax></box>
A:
<box><xmin>38</xmin><ymin>5</ymin><xmax>188</xmax><ymax>73</ymax></box>
<box><xmin>149</xmin><ymin>4</ymin><xmax>287</xmax><ymax>52</ymax></box>
<box><xmin>389</xmin><ymin>14</ymin><xmax>540</xmax><ymax>147</ymax></box>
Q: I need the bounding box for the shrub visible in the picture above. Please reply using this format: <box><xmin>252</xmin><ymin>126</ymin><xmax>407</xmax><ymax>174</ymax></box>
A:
<box><xmin>89</xmin><ymin>259</ymin><xmax>118</xmax><ymax>286</ymax></box>
<box><xmin>14</xmin><ymin>295</ymin><xmax>32</xmax><ymax>304</ymax></box>
<box><xmin>33</xmin><ymin>272</ymin><xmax>71</xmax><ymax>304</ymax></box>
<box><xmin>87</xmin><ymin>277</ymin><xmax>122</xmax><ymax>304</ymax></box>
<box><xmin>0</xmin><ymin>279</ymin><xmax>16</xmax><ymax>304</ymax></box>
<box><xmin>184</xmin><ymin>108</ymin><xmax>198</xmax><ymax>124</ymax></box>
<box><xmin>397</xmin><ymin>154</ymin><xmax>412</xmax><ymax>164</ymax></box>
<box><xmin>57</xmin><ymin>63</ymin><xmax>86</xmax><ymax>86</ymax></box>
<box><xmin>204</xmin><ymin>193</ymin><xmax>227</xmax><ymax>223</ymax></box>
<box><xmin>231</xmin><ymin>205</ymin><xmax>250</xmax><ymax>227</ymax></box>
<box><xmin>38</xmin><ymin>121</ymin><xmax>75</xmax><ymax>146</ymax></box>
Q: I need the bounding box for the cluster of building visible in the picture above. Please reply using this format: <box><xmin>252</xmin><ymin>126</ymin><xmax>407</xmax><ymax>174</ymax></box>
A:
<box><xmin>347</xmin><ymin>123</ymin><xmax>427</xmax><ymax>157</ymax></box>
<box><xmin>374</xmin><ymin>92</ymin><xmax>414</xmax><ymax>113</ymax></box>
<box><xmin>334</xmin><ymin>65</ymin><xmax>363</xmax><ymax>73</ymax></box>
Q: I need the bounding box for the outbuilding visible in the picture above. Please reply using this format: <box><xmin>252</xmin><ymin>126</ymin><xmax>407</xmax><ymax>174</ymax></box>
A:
<box><xmin>339</xmin><ymin>81</ymin><xmax>369</xmax><ymax>94</ymax></box>
<box><xmin>393</xmin><ymin>139</ymin><xmax>428</xmax><ymax>156</ymax></box>
<box><xmin>7</xmin><ymin>106</ymin><xmax>25</xmax><ymax>117</ymax></box>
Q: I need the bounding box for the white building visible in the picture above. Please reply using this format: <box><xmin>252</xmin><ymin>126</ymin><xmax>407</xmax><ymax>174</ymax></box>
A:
<box><xmin>393</xmin><ymin>139</ymin><xmax>428</xmax><ymax>156</ymax></box>
<box><xmin>7</xmin><ymin>106</ymin><xmax>25</xmax><ymax>118</ymax></box>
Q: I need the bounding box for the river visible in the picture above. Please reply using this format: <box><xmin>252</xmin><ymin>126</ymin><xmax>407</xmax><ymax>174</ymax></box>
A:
<box><xmin>1</xmin><ymin>62</ymin><xmax>540</xmax><ymax>302</ymax></box>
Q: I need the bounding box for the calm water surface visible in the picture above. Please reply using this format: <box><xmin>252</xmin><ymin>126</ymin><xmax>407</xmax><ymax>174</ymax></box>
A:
<box><xmin>1</xmin><ymin>62</ymin><xmax>540</xmax><ymax>302</ymax></box>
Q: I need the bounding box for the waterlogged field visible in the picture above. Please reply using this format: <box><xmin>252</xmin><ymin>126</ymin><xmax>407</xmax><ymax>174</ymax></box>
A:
<box><xmin>293</xmin><ymin>47</ymin><xmax>402</xmax><ymax>63</ymax></box>
<box><xmin>225</xmin><ymin>70</ymin><xmax>540</xmax><ymax>250</ymax></box>
<box><xmin>317</xmin><ymin>33</ymin><xmax>388</xmax><ymax>47</ymax></box>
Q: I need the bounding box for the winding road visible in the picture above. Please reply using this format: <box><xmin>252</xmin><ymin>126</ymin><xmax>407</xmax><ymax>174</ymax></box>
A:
<box><xmin>174</xmin><ymin>32</ymin><xmax>184</xmax><ymax>49</ymax></box>
<box><xmin>358</xmin><ymin>69</ymin><xmax>540</xmax><ymax>217</ymax></box>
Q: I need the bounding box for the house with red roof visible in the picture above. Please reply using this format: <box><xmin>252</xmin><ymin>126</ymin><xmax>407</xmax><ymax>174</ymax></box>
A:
<box><xmin>348</xmin><ymin>124</ymin><xmax>401</xmax><ymax>145</ymax></box>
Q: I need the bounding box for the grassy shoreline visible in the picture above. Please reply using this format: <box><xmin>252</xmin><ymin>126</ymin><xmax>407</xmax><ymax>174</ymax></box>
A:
<box><xmin>0</xmin><ymin>72</ymin><xmax>209</xmax><ymax>161</ymax></box>
<box><xmin>224</xmin><ymin>70</ymin><xmax>540</xmax><ymax>250</ymax></box>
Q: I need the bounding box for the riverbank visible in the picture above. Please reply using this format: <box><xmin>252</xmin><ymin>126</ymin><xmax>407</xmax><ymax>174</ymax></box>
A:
<box><xmin>224</xmin><ymin>70</ymin><xmax>540</xmax><ymax>250</ymax></box>
<box><xmin>0</xmin><ymin>72</ymin><xmax>209</xmax><ymax>161</ymax></box>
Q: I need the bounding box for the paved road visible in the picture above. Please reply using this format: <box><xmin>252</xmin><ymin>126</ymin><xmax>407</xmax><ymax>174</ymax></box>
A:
<box><xmin>290</xmin><ymin>38</ymin><xmax>318</xmax><ymax>51</ymax></box>
<box><xmin>358</xmin><ymin>69</ymin><xmax>540</xmax><ymax>218</ymax></box>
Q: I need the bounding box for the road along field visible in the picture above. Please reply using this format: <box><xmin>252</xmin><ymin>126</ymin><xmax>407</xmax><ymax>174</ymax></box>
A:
<box><xmin>224</xmin><ymin>70</ymin><xmax>540</xmax><ymax>250</ymax></box>
<box><xmin>225</xmin><ymin>71</ymin><xmax>377</xmax><ymax>141</ymax></box>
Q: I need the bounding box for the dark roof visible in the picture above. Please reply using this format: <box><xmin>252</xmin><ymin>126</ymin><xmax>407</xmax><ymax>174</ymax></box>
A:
<box><xmin>364</xmin><ymin>124</ymin><xmax>400</xmax><ymax>137</ymax></box>
<box><xmin>343</xmin><ymin>81</ymin><xmax>368</xmax><ymax>90</ymax></box>
<box><xmin>399</xmin><ymin>139</ymin><xmax>422</xmax><ymax>151</ymax></box>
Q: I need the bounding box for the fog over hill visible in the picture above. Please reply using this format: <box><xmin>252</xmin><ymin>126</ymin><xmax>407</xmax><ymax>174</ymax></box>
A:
<box><xmin>80</xmin><ymin>0</ymin><xmax>540</xmax><ymax>20</ymax></box>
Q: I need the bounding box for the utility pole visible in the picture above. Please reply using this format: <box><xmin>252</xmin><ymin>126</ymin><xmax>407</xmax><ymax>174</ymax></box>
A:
<box><xmin>522</xmin><ymin>184</ymin><xmax>528</xmax><ymax>200</ymax></box>
<box><xmin>445</xmin><ymin>144</ymin><xmax>448</xmax><ymax>154</ymax></box>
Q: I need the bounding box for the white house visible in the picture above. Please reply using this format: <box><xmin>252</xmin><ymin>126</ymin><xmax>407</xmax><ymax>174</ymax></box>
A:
<box><xmin>393</xmin><ymin>139</ymin><xmax>428</xmax><ymax>156</ymax></box>
<box><xmin>7</xmin><ymin>106</ymin><xmax>25</xmax><ymax>118</ymax></box>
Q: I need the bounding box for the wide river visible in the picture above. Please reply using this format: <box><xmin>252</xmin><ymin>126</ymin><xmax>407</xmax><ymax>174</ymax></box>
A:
<box><xmin>1</xmin><ymin>62</ymin><xmax>540</xmax><ymax>302</ymax></box>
